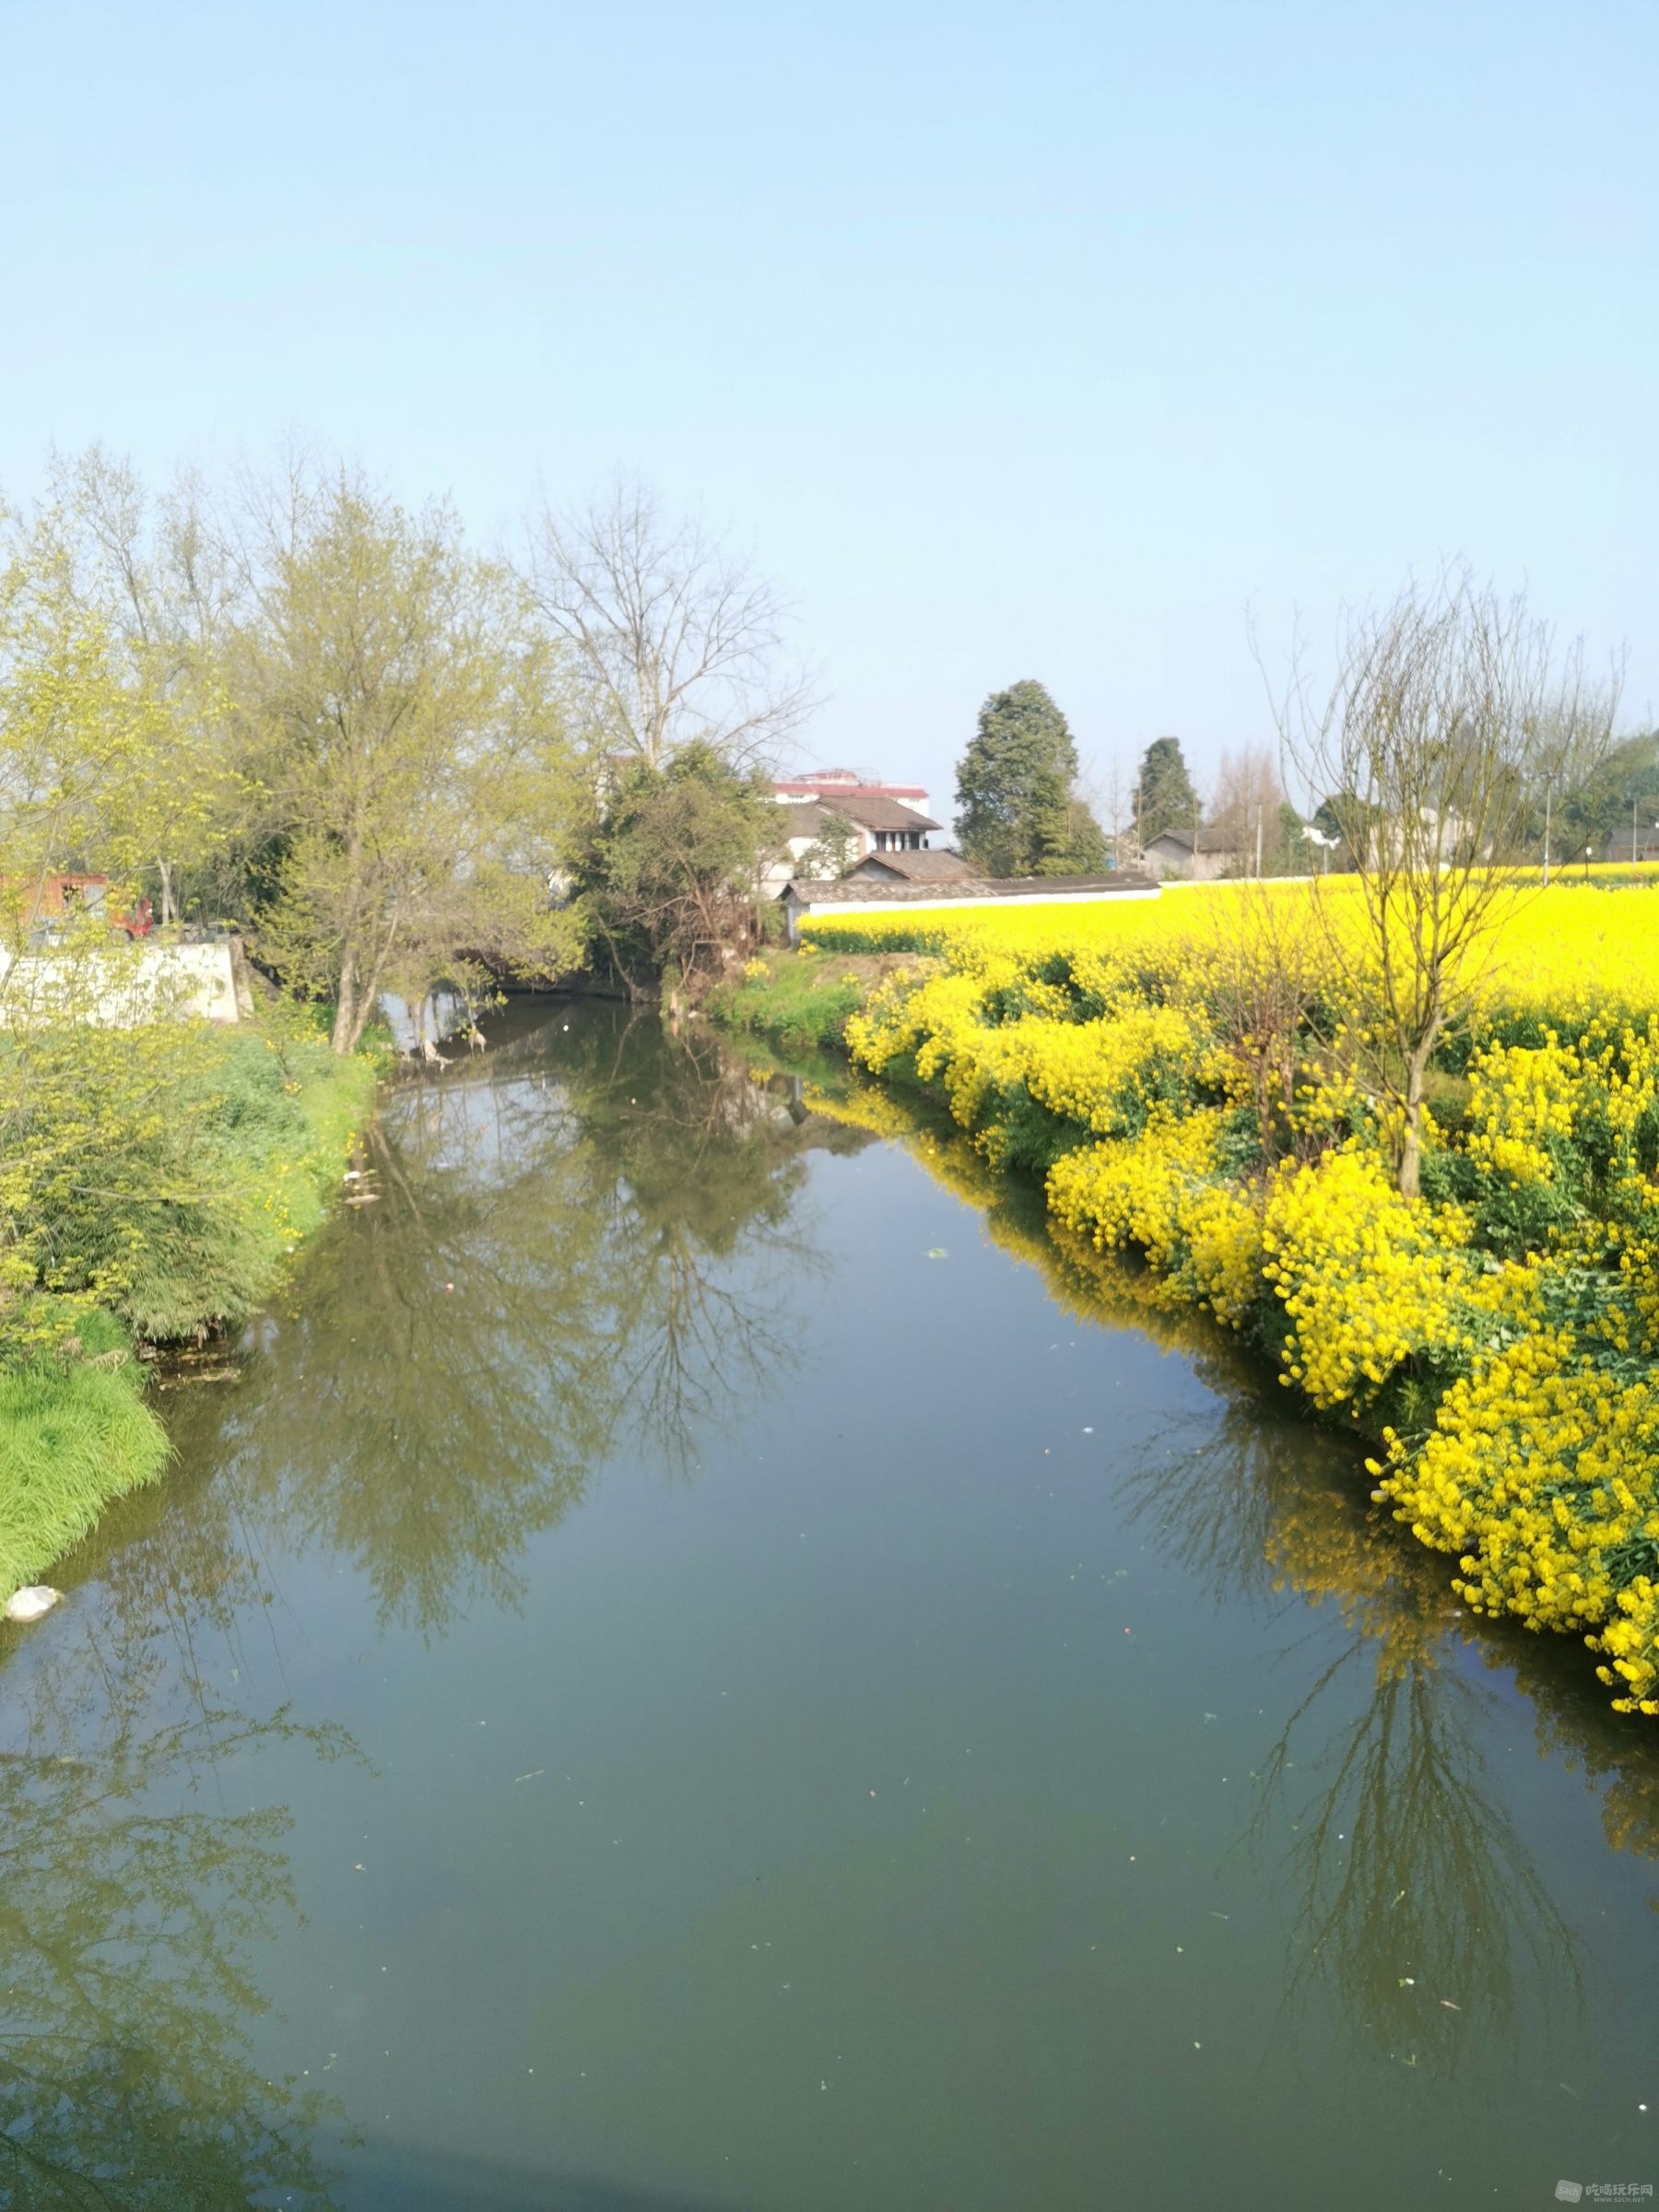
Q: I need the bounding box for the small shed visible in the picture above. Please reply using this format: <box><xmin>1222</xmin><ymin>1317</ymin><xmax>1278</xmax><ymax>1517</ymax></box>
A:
<box><xmin>1141</xmin><ymin>830</ymin><xmax>1241</xmax><ymax>882</ymax></box>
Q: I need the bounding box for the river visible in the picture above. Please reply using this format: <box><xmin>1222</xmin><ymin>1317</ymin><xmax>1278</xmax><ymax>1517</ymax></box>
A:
<box><xmin>2</xmin><ymin>1003</ymin><xmax>1656</xmax><ymax>2210</ymax></box>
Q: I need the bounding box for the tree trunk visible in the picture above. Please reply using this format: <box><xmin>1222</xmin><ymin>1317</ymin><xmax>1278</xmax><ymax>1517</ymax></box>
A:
<box><xmin>1398</xmin><ymin>1046</ymin><xmax>1431</xmax><ymax>1199</ymax></box>
<box><xmin>331</xmin><ymin>952</ymin><xmax>358</xmax><ymax>1055</ymax></box>
<box><xmin>156</xmin><ymin>859</ymin><xmax>177</xmax><ymax>926</ymax></box>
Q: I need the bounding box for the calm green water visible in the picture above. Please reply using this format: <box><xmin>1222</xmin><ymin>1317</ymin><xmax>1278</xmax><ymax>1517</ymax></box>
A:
<box><xmin>4</xmin><ymin>1005</ymin><xmax>1659</xmax><ymax>2211</ymax></box>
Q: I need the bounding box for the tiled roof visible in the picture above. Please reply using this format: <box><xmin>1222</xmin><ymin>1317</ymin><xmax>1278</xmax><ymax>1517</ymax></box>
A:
<box><xmin>1145</xmin><ymin>828</ymin><xmax>1240</xmax><ymax>855</ymax></box>
<box><xmin>849</xmin><ymin>849</ymin><xmax>975</xmax><ymax>883</ymax></box>
<box><xmin>828</xmin><ymin>794</ymin><xmax>942</xmax><ymax>833</ymax></box>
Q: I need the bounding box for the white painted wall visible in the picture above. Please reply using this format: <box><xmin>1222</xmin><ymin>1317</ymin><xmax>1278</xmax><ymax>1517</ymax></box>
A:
<box><xmin>0</xmin><ymin>940</ymin><xmax>242</xmax><ymax>1026</ymax></box>
<box><xmin>785</xmin><ymin>882</ymin><xmax>1160</xmax><ymax>944</ymax></box>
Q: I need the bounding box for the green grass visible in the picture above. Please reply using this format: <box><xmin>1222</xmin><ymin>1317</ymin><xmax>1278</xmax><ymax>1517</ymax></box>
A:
<box><xmin>118</xmin><ymin>1025</ymin><xmax>380</xmax><ymax>1341</ymax></box>
<box><xmin>0</xmin><ymin>1313</ymin><xmax>169</xmax><ymax>1594</ymax></box>
<box><xmin>0</xmin><ymin>1022</ymin><xmax>379</xmax><ymax>1597</ymax></box>
<box><xmin>709</xmin><ymin>948</ymin><xmax>880</xmax><ymax>1053</ymax></box>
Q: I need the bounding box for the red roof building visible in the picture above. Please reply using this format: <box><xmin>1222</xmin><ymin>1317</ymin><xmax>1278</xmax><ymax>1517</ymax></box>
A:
<box><xmin>772</xmin><ymin>768</ymin><xmax>932</xmax><ymax>810</ymax></box>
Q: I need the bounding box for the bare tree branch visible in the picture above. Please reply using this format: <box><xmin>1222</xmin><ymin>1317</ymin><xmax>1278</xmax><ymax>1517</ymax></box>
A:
<box><xmin>524</xmin><ymin>479</ymin><xmax>817</xmax><ymax>771</ymax></box>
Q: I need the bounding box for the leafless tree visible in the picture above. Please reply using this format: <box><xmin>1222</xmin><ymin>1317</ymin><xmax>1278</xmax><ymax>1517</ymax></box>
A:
<box><xmin>1197</xmin><ymin>877</ymin><xmax>1320</xmax><ymax>1166</ymax></box>
<box><xmin>524</xmin><ymin>479</ymin><xmax>815</xmax><ymax>771</ymax></box>
<box><xmin>1264</xmin><ymin>569</ymin><xmax>1618</xmax><ymax>1197</ymax></box>
<box><xmin>1206</xmin><ymin>742</ymin><xmax>1286</xmax><ymax>875</ymax></box>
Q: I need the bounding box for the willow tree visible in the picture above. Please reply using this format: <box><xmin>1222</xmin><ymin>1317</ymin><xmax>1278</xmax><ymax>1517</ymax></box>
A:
<box><xmin>230</xmin><ymin>468</ymin><xmax>583</xmax><ymax>1052</ymax></box>
<box><xmin>1270</xmin><ymin>571</ymin><xmax>1618</xmax><ymax>1196</ymax></box>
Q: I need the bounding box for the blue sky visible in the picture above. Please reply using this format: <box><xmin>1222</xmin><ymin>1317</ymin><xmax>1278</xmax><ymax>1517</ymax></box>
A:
<box><xmin>2</xmin><ymin>0</ymin><xmax>1653</xmax><ymax>813</ymax></box>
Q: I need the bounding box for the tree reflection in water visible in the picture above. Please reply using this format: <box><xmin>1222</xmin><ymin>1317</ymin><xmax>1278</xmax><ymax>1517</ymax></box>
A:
<box><xmin>0</xmin><ymin>1597</ymin><xmax>354</xmax><ymax>2208</ymax></box>
<box><xmin>159</xmin><ymin>1008</ymin><xmax>864</xmax><ymax>1632</ymax></box>
<box><xmin>10</xmin><ymin>1028</ymin><xmax>1659</xmax><ymax>2199</ymax></box>
<box><xmin>829</xmin><ymin>1096</ymin><xmax>1659</xmax><ymax>2072</ymax></box>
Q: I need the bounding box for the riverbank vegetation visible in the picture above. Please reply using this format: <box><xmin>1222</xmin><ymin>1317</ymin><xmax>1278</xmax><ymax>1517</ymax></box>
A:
<box><xmin>0</xmin><ymin>1003</ymin><xmax>375</xmax><ymax>1588</ymax></box>
<box><xmin>709</xmin><ymin>945</ymin><xmax>936</xmax><ymax>1054</ymax></box>
<box><xmin>806</xmin><ymin>875</ymin><xmax>1659</xmax><ymax>1712</ymax></box>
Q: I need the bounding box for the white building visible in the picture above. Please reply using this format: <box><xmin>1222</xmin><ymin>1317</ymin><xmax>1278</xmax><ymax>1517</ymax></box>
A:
<box><xmin>761</xmin><ymin>770</ymin><xmax>945</xmax><ymax>896</ymax></box>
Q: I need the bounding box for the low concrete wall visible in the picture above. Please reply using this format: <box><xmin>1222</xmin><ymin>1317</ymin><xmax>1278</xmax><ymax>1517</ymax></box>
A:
<box><xmin>785</xmin><ymin>883</ymin><xmax>1161</xmax><ymax>945</ymax></box>
<box><xmin>0</xmin><ymin>940</ymin><xmax>243</xmax><ymax>1026</ymax></box>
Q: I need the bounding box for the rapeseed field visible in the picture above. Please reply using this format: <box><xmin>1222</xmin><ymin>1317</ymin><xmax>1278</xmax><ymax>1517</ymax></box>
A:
<box><xmin>806</xmin><ymin>878</ymin><xmax>1659</xmax><ymax>1712</ymax></box>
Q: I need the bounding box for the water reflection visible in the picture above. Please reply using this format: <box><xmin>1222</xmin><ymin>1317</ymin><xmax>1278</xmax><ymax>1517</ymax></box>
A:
<box><xmin>165</xmin><ymin>1010</ymin><xmax>867</xmax><ymax>1632</ymax></box>
<box><xmin>0</xmin><ymin>1600</ymin><xmax>352</xmax><ymax>2208</ymax></box>
<box><xmin>809</xmin><ymin>1079</ymin><xmax>1659</xmax><ymax>2066</ymax></box>
<box><xmin>5</xmin><ymin>1023</ymin><xmax>1659</xmax><ymax>2205</ymax></box>
<box><xmin>0</xmin><ymin>1015</ymin><xmax>872</xmax><ymax>2205</ymax></box>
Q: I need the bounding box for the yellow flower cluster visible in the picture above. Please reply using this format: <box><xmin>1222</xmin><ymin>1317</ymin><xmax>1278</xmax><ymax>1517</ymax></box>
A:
<box><xmin>1262</xmin><ymin>1149</ymin><xmax>1490</xmax><ymax>1409</ymax></box>
<box><xmin>1591</xmin><ymin>1579</ymin><xmax>1659</xmax><ymax>1714</ymax></box>
<box><xmin>814</xmin><ymin>877</ymin><xmax>1659</xmax><ymax>1030</ymax></box>
<box><xmin>1465</xmin><ymin>1033</ymin><xmax>1583</xmax><ymax>1188</ymax></box>
<box><xmin>1382</xmin><ymin>1308</ymin><xmax>1659</xmax><ymax>1700</ymax></box>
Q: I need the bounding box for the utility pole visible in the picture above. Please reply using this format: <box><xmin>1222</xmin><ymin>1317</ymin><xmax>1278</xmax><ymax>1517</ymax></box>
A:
<box><xmin>1543</xmin><ymin>784</ymin><xmax>1552</xmax><ymax>887</ymax></box>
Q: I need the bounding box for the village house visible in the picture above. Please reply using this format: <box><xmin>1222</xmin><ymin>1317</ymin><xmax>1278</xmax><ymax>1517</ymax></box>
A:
<box><xmin>1139</xmin><ymin>828</ymin><xmax>1244</xmax><ymax>882</ymax></box>
<box><xmin>842</xmin><ymin>848</ymin><xmax>974</xmax><ymax>887</ymax></box>
<box><xmin>761</xmin><ymin>769</ymin><xmax>946</xmax><ymax>896</ymax></box>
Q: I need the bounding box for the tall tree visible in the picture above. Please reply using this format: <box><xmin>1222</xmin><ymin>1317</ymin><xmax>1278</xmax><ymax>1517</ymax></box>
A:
<box><xmin>0</xmin><ymin>477</ymin><xmax>241</xmax><ymax>936</ymax></box>
<box><xmin>525</xmin><ymin>480</ymin><xmax>814</xmax><ymax>772</ymax></box>
<box><xmin>230</xmin><ymin>467</ymin><xmax>582</xmax><ymax>1053</ymax></box>
<box><xmin>1270</xmin><ymin>570</ymin><xmax>1618</xmax><ymax>1197</ymax></box>
<box><xmin>1206</xmin><ymin>744</ymin><xmax>1301</xmax><ymax>874</ymax></box>
<box><xmin>1132</xmin><ymin>735</ymin><xmax>1200</xmax><ymax>846</ymax></box>
<box><xmin>27</xmin><ymin>447</ymin><xmax>249</xmax><ymax>923</ymax></box>
<box><xmin>956</xmin><ymin>679</ymin><xmax>1105</xmax><ymax>877</ymax></box>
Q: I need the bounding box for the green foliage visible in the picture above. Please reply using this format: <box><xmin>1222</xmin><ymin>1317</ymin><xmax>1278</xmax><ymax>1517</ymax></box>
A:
<box><xmin>1558</xmin><ymin>728</ymin><xmax>1659</xmax><ymax>859</ymax></box>
<box><xmin>572</xmin><ymin>740</ymin><xmax>779</xmax><ymax>988</ymax></box>
<box><xmin>794</xmin><ymin>806</ymin><xmax>861</xmax><ymax>881</ymax></box>
<box><xmin>1133</xmin><ymin>735</ymin><xmax>1200</xmax><ymax>844</ymax></box>
<box><xmin>235</xmin><ymin>471</ymin><xmax>583</xmax><ymax>1050</ymax></box>
<box><xmin>0</xmin><ymin>994</ymin><xmax>372</xmax><ymax>1587</ymax></box>
<box><xmin>712</xmin><ymin>949</ymin><xmax>867</xmax><ymax>1051</ymax></box>
<box><xmin>956</xmin><ymin>679</ymin><xmax>1105</xmax><ymax>877</ymax></box>
<box><xmin>0</xmin><ymin>972</ymin><xmax>372</xmax><ymax>1352</ymax></box>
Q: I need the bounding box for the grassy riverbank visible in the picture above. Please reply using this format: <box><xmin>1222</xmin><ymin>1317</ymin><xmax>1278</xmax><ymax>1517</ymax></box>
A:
<box><xmin>0</xmin><ymin>1018</ymin><xmax>376</xmax><ymax>1595</ymax></box>
<box><xmin>707</xmin><ymin>946</ymin><xmax>918</xmax><ymax>1054</ymax></box>
<box><xmin>760</xmin><ymin>880</ymin><xmax>1659</xmax><ymax>1715</ymax></box>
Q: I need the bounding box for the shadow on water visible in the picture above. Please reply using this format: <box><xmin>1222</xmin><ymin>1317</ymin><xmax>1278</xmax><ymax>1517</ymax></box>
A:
<box><xmin>2</xmin><ymin>1013</ymin><xmax>1659</xmax><ymax>2201</ymax></box>
<box><xmin>0</xmin><ymin>1006</ymin><xmax>872</xmax><ymax>2207</ymax></box>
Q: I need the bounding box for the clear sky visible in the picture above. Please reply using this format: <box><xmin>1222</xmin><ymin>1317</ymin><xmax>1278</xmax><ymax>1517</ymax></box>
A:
<box><xmin>3</xmin><ymin>0</ymin><xmax>1653</xmax><ymax>814</ymax></box>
